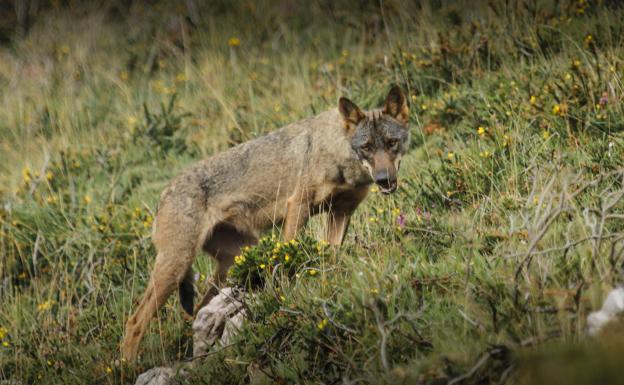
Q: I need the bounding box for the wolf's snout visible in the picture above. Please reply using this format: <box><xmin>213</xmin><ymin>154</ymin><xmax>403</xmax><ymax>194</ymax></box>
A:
<box><xmin>374</xmin><ymin>170</ymin><xmax>397</xmax><ymax>194</ymax></box>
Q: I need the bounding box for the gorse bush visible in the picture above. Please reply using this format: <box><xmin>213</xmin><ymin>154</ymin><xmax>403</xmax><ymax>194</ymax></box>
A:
<box><xmin>228</xmin><ymin>235</ymin><xmax>329</xmax><ymax>289</ymax></box>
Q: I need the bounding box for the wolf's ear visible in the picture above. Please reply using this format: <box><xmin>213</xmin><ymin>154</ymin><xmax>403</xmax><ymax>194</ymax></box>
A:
<box><xmin>383</xmin><ymin>85</ymin><xmax>409</xmax><ymax>125</ymax></box>
<box><xmin>339</xmin><ymin>97</ymin><xmax>365</xmax><ymax>130</ymax></box>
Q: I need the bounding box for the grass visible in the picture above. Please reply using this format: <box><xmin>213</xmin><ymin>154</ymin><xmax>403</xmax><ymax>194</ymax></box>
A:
<box><xmin>1</xmin><ymin>0</ymin><xmax>624</xmax><ymax>383</ymax></box>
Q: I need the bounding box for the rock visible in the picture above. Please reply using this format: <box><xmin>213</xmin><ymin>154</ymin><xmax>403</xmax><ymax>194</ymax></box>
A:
<box><xmin>587</xmin><ymin>286</ymin><xmax>624</xmax><ymax>336</ymax></box>
<box><xmin>135</xmin><ymin>288</ymin><xmax>247</xmax><ymax>383</ymax></box>
<box><xmin>135</xmin><ymin>367</ymin><xmax>174</xmax><ymax>385</ymax></box>
<box><xmin>192</xmin><ymin>287</ymin><xmax>247</xmax><ymax>357</ymax></box>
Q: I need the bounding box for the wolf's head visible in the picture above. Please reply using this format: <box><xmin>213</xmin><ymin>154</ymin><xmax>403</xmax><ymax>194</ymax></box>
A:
<box><xmin>339</xmin><ymin>85</ymin><xmax>410</xmax><ymax>194</ymax></box>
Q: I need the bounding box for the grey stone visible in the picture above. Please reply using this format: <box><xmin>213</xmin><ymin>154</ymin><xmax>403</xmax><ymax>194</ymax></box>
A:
<box><xmin>135</xmin><ymin>367</ymin><xmax>174</xmax><ymax>385</ymax></box>
<box><xmin>192</xmin><ymin>287</ymin><xmax>247</xmax><ymax>357</ymax></box>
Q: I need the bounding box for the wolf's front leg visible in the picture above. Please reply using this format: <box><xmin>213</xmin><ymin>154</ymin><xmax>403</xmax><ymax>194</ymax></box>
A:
<box><xmin>283</xmin><ymin>189</ymin><xmax>313</xmax><ymax>240</ymax></box>
<box><xmin>325</xmin><ymin>186</ymin><xmax>370</xmax><ymax>245</ymax></box>
<box><xmin>326</xmin><ymin>210</ymin><xmax>353</xmax><ymax>245</ymax></box>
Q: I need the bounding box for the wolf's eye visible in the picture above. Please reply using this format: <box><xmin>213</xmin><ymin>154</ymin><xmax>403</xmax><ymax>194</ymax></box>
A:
<box><xmin>386</xmin><ymin>139</ymin><xmax>399</xmax><ymax>149</ymax></box>
<box><xmin>361</xmin><ymin>143</ymin><xmax>373</xmax><ymax>152</ymax></box>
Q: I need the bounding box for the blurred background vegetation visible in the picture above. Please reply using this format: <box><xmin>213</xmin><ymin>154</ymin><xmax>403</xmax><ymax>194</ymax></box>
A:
<box><xmin>1</xmin><ymin>0</ymin><xmax>624</xmax><ymax>384</ymax></box>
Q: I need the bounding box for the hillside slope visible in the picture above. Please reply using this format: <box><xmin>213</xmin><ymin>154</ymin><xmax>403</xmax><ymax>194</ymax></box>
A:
<box><xmin>1</xmin><ymin>1</ymin><xmax>624</xmax><ymax>384</ymax></box>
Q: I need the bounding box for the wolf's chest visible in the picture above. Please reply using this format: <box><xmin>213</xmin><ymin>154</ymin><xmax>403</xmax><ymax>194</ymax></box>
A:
<box><xmin>326</xmin><ymin>159</ymin><xmax>372</xmax><ymax>189</ymax></box>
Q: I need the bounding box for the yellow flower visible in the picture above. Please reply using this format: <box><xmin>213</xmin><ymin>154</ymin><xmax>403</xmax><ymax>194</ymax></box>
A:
<box><xmin>317</xmin><ymin>318</ymin><xmax>328</xmax><ymax>330</ymax></box>
<box><xmin>565</xmin><ymin>73</ymin><xmax>572</xmax><ymax>80</ymax></box>
<box><xmin>308</xmin><ymin>269</ymin><xmax>318</xmax><ymax>276</ymax></box>
<box><xmin>447</xmin><ymin>152</ymin><xmax>455</xmax><ymax>160</ymax></box>
<box><xmin>477</xmin><ymin>126</ymin><xmax>486</xmax><ymax>137</ymax></box>
<box><xmin>370</xmin><ymin>185</ymin><xmax>379</xmax><ymax>193</ymax></box>
<box><xmin>529</xmin><ymin>95</ymin><xmax>537</xmax><ymax>105</ymax></box>
<box><xmin>22</xmin><ymin>167</ymin><xmax>31</xmax><ymax>183</ymax></box>
<box><xmin>228</xmin><ymin>37</ymin><xmax>241</xmax><ymax>47</ymax></box>
<box><xmin>370</xmin><ymin>288</ymin><xmax>379</xmax><ymax>294</ymax></box>
<box><xmin>503</xmin><ymin>134</ymin><xmax>511</xmax><ymax>147</ymax></box>
<box><xmin>259</xmin><ymin>264</ymin><xmax>266</xmax><ymax>269</ymax></box>
<box><xmin>45</xmin><ymin>171</ymin><xmax>54</xmax><ymax>181</ymax></box>
<box><xmin>479</xmin><ymin>150</ymin><xmax>492</xmax><ymax>158</ymax></box>
<box><xmin>280</xmin><ymin>295</ymin><xmax>286</xmax><ymax>301</ymax></box>
<box><xmin>376</xmin><ymin>208</ymin><xmax>384</xmax><ymax>214</ymax></box>
<box><xmin>0</xmin><ymin>327</ymin><xmax>7</xmax><ymax>339</ymax></box>
<box><xmin>573</xmin><ymin>59</ymin><xmax>581</xmax><ymax>68</ymax></box>
<box><xmin>552</xmin><ymin>104</ymin><xmax>561</xmax><ymax>115</ymax></box>
<box><xmin>37</xmin><ymin>300</ymin><xmax>53</xmax><ymax>312</ymax></box>
<box><xmin>284</xmin><ymin>254</ymin><xmax>291</xmax><ymax>262</ymax></box>
<box><xmin>391</xmin><ymin>207</ymin><xmax>401</xmax><ymax>216</ymax></box>
<box><xmin>127</xmin><ymin>116</ymin><xmax>138</xmax><ymax>127</ymax></box>
<box><xmin>234</xmin><ymin>255</ymin><xmax>246</xmax><ymax>265</ymax></box>
<box><xmin>83</xmin><ymin>195</ymin><xmax>92</xmax><ymax>204</ymax></box>
<box><xmin>1</xmin><ymin>341</ymin><xmax>8</xmax><ymax>347</ymax></box>
<box><xmin>542</xmin><ymin>130</ymin><xmax>550</xmax><ymax>140</ymax></box>
<box><xmin>106</xmin><ymin>367</ymin><xmax>113</xmax><ymax>374</ymax></box>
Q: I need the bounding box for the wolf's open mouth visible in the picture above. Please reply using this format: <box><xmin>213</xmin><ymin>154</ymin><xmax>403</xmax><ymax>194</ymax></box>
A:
<box><xmin>379</xmin><ymin>185</ymin><xmax>397</xmax><ymax>194</ymax></box>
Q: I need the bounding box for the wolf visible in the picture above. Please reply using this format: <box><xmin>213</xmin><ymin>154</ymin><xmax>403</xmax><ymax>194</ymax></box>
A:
<box><xmin>121</xmin><ymin>85</ymin><xmax>410</xmax><ymax>361</ymax></box>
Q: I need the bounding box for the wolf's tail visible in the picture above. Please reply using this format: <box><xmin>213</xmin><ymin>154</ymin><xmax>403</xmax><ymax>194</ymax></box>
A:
<box><xmin>179</xmin><ymin>268</ymin><xmax>195</xmax><ymax>315</ymax></box>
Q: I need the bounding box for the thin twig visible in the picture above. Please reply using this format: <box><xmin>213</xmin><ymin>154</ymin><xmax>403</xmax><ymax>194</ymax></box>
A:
<box><xmin>322</xmin><ymin>302</ymin><xmax>357</xmax><ymax>334</ymax></box>
<box><xmin>185</xmin><ymin>342</ymin><xmax>238</xmax><ymax>362</ymax></box>
<box><xmin>447</xmin><ymin>347</ymin><xmax>505</xmax><ymax>385</ymax></box>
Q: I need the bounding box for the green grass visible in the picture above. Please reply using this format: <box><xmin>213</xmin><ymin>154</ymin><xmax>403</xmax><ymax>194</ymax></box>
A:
<box><xmin>1</xmin><ymin>1</ymin><xmax>624</xmax><ymax>383</ymax></box>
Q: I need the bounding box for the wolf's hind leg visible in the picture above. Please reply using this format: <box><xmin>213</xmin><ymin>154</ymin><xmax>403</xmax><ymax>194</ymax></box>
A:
<box><xmin>178</xmin><ymin>268</ymin><xmax>195</xmax><ymax>316</ymax></box>
<box><xmin>197</xmin><ymin>223</ymin><xmax>257</xmax><ymax>311</ymax></box>
<box><xmin>122</xmin><ymin>247</ymin><xmax>195</xmax><ymax>362</ymax></box>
